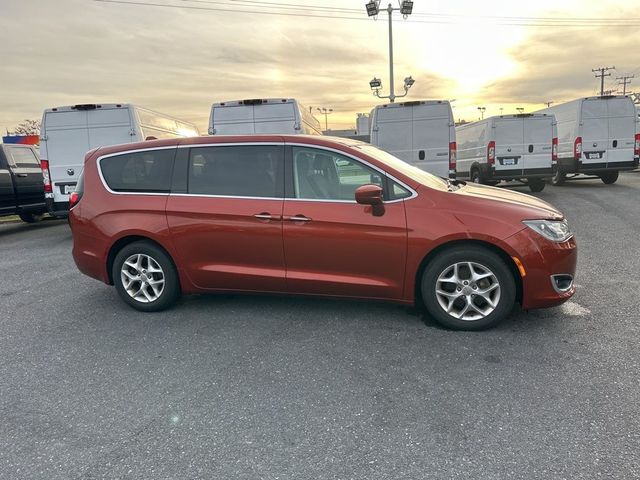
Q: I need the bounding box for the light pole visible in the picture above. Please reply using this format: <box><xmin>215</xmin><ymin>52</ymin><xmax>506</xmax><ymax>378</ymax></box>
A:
<box><xmin>516</xmin><ymin>107</ymin><xmax>525</xmax><ymax>114</ymax></box>
<box><xmin>366</xmin><ymin>1</ymin><xmax>415</xmax><ymax>102</ymax></box>
<box><xmin>477</xmin><ymin>106</ymin><xmax>486</xmax><ymax>120</ymax></box>
<box><xmin>317</xmin><ymin>107</ymin><xmax>333</xmax><ymax>131</ymax></box>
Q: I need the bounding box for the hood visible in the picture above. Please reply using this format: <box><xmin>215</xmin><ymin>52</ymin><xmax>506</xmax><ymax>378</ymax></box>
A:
<box><xmin>451</xmin><ymin>183</ymin><xmax>564</xmax><ymax>220</ymax></box>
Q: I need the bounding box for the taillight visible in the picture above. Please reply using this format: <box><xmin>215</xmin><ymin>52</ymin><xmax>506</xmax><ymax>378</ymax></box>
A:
<box><xmin>487</xmin><ymin>141</ymin><xmax>496</xmax><ymax>165</ymax></box>
<box><xmin>449</xmin><ymin>141</ymin><xmax>457</xmax><ymax>173</ymax></box>
<box><xmin>68</xmin><ymin>191</ymin><xmax>81</xmax><ymax>209</ymax></box>
<box><xmin>552</xmin><ymin>137</ymin><xmax>558</xmax><ymax>162</ymax></box>
<box><xmin>40</xmin><ymin>159</ymin><xmax>52</xmax><ymax>193</ymax></box>
<box><xmin>635</xmin><ymin>133</ymin><xmax>640</xmax><ymax>156</ymax></box>
<box><xmin>574</xmin><ymin>136</ymin><xmax>582</xmax><ymax>160</ymax></box>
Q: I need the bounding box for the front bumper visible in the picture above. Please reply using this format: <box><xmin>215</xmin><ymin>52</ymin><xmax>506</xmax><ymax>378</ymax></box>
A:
<box><xmin>505</xmin><ymin>227</ymin><xmax>578</xmax><ymax>310</ymax></box>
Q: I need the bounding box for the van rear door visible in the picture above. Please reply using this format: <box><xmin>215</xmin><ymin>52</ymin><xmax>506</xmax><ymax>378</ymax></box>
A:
<box><xmin>411</xmin><ymin>104</ymin><xmax>451</xmax><ymax>177</ymax></box>
<box><xmin>494</xmin><ymin>117</ymin><xmax>524</xmax><ymax>176</ymax></box>
<box><xmin>212</xmin><ymin>105</ymin><xmax>256</xmax><ymax>134</ymax></box>
<box><xmin>581</xmin><ymin>99</ymin><xmax>609</xmax><ymax>167</ymax></box>
<box><xmin>522</xmin><ymin>116</ymin><xmax>553</xmax><ymax>174</ymax></box>
<box><xmin>373</xmin><ymin>106</ymin><xmax>413</xmax><ymax>163</ymax></box>
<box><xmin>606</xmin><ymin>97</ymin><xmax>635</xmax><ymax>167</ymax></box>
<box><xmin>253</xmin><ymin>103</ymin><xmax>297</xmax><ymax>134</ymax></box>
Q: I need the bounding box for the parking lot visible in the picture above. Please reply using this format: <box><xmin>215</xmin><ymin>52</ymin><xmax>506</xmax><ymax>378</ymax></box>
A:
<box><xmin>1</xmin><ymin>172</ymin><xmax>639</xmax><ymax>479</ymax></box>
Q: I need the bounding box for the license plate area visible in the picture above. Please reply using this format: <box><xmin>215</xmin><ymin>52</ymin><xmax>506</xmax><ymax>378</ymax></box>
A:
<box><xmin>587</xmin><ymin>152</ymin><xmax>602</xmax><ymax>160</ymax></box>
<box><xmin>60</xmin><ymin>184</ymin><xmax>77</xmax><ymax>195</ymax></box>
<box><xmin>501</xmin><ymin>158</ymin><xmax>518</xmax><ymax>166</ymax></box>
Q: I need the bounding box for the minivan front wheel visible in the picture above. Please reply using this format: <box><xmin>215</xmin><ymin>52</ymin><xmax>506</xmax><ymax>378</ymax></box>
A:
<box><xmin>112</xmin><ymin>241</ymin><xmax>180</xmax><ymax>311</ymax></box>
<box><xmin>421</xmin><ymin>246</ymin><xmax>516</xmax><ymax>330</ymax></box>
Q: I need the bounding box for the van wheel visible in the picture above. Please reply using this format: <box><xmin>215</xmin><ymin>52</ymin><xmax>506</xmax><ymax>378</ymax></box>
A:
<box><xmin>421</xmin><ymin>246</ymin><xmax>516</xmax><ymax>331</ymax></box>
<box><xmin>112</xmin><ymin>241</ymin><xmax>181</xmax><ymax>312</ymax></box>
<box><xmin>19</xmin><ymin>212</ymin><xmax>44</xmax><ymax>223</ymax></box>
<box><xmin>528</xmin><ymin>178</ymin><xmax>546</xmax><ymax>192</ymax></box>
<box><xmin>470</xmin><ymin>167</ymin><xmax>484</xmax><ymax>184</ymax></box>
<box><xmin>551</xmin><ymin>169</ymin><xmax>566</xmax><ymax>186</ymax></box>
<box><xmin>599</xmin><ymin>171</ymin><xmax>619</xmax><ymax>184</ymax></box>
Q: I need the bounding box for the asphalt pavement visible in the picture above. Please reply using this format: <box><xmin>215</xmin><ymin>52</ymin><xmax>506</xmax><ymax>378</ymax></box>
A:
<box><xmin>1</xmin><ymin>172</ymin><xmax>639</xmax><ymax>479</ymax></box>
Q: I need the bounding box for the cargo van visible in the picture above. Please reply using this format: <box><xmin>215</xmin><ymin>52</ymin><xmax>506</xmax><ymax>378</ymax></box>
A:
<box><xmin>535</xmin><ymin>96</ymin><xmax>639</xmax><ymax>184</ymax></box>
<box><xmin>369</xmin><ymin>100</ymin><xmax>456</xmax><ymax>178</ymax></box>
<box><xmin>40</xmin><ymin>104</ymin><xmax>199</xmax><ymax>216</ymax></box>
<box><xmin>455</xmin><ymin>114</ymin><xmax>557</xmax><ymax>192</ymax></box>
<box><xmin>208</xmin><ymin>98</ymin><xmax>322</xmax><ymax>136</ymax></box>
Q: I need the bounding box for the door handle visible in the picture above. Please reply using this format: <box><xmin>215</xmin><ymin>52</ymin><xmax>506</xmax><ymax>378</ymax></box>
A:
<box><xmin>285</xmin><ymin>215</ymin><xmax>312</xmax><ymax>222</ymax></box>
<box><xmin>16</xmin><ymin>173</ymin><xmax>28</xmax><ymax>177</ymax></box>
<box><xmin>253</xmin><ymin>213</ymin><xmax>280</xmax><ymax>221</ymax></box>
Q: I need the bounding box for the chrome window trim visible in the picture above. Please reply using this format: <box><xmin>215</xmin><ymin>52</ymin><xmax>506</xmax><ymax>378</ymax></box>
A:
<box><xmin>95</xmin><ymin>141</ymin><xmax>418</xmax><ymax>203</ymax></box>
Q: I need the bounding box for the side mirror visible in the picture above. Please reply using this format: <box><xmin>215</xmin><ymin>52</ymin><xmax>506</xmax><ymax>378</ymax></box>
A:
<box><xmin>355</xmin><ymin>184</ymin><xmax>385</xmax><ymax>216</ymax></box>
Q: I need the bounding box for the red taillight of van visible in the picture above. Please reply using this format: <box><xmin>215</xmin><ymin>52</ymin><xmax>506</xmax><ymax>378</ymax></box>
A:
<box><xmin>40</xmin><ymin>159</ymin><xmax>52</xmax><ymax>193</ymax></box>
<box><xmin>487</xmin><ymin>141</ymin><xmax>496</xmax><ymax>165</ymax></box>
<box><xmin>552</xmin><ymin>137</ymin><xmax>558</xmax><ymax>162</ymax></box>
<box><xmin>449</xmin><ymin>141</ymin><xmax>457</xmax><ymax>173</ymax></box>
<box><xmin>574</xmin><ymin>137</ymin><xmax>582</xmax><ymax>160</ymax></box>
<box><xmin>634</xmin><ymin>133</ymin><xmax>640</xmax><ymax>156</ymax></box>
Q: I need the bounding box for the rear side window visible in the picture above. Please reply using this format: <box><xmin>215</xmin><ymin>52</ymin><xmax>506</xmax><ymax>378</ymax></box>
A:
<box><xmin>187</xmin><ymin>145</ymin><xmax>284</xmax><ymax>198</ymax></box>
<box><xmin>100</xmin><ymin>149</ymin><xmax>175</xmax><ymax>193</ymax></box>
<box><xmin>7</xmin><ymin>146</ymin><xmax>40</xmax><ymax>168</ymax></box>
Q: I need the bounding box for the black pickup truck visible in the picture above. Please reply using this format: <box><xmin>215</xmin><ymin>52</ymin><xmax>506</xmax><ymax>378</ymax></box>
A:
<box><xmin>0</xmin><ymin>144</ymin><xmax>47</xmax><ymax>223</ymax></box>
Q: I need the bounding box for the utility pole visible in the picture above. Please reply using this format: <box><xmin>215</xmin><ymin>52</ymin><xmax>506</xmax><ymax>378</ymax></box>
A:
<box><xmin>592</xmin><ymin>66</ymin><xmax>615</xmax><ymax>96</ymax></box>
<box><xmin>616</xmin><ymin>75</ymin><xmax>634</xmax><ymax>95</ymax></box>
<box><xmin>317</xmin><ymin>107</ymin><xmax>333</xmax><ymax>131</ymax></box>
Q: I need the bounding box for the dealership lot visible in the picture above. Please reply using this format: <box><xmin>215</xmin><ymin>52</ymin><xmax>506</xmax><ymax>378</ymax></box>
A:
<box><xmin>1</xmin><ymin>173</ymin><xmax>639</xmax><ymax>479</ymax></box>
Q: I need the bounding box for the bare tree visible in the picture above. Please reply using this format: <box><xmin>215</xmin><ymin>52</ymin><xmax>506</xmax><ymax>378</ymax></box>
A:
<box><xmin>9</xmin><ymin>119</ymin><xmax>41</xmax><ymax>136</ymax></box>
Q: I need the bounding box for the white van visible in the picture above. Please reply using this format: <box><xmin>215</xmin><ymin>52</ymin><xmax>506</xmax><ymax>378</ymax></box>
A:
<box><xmin>40</xmin><ymin>103</ymin><xmax>199</xmax><ymax>216</ymax></box>
<box><xmin>455</xmin><ymin>114</ymin><xmax>557</xmax><ymax>192</ymax></box>
<box><xmin>208</xmin><ymin>98</ymin><xmax>322</xmax><ymax>136</ymax></box>
<box><xmin>369</xmin><ymin>100</ymin><xmax>456</xmax><ymax>178</ymax></box>
<box><xmin>535</xmin><ymin>96</ymin><xmax>639</xmax><ymax>184</ymax></box>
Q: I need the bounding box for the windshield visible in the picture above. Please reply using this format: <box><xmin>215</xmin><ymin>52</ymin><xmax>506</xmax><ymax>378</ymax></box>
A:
<box><xmin>354</xmin><ymin>144</ymin><xmax>448</xmax><ymax>191</ymax></box>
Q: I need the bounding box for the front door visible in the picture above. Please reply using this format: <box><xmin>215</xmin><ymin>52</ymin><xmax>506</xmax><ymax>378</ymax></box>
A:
<box><xmin>166</xmin><ymin>143</ymin><xmax>286</xmax><ymax>292</ymax></box>
<box><xmin>282</xmin><ymin>145</ymin><xmax>408</xmax><ymax>300</ymax></box>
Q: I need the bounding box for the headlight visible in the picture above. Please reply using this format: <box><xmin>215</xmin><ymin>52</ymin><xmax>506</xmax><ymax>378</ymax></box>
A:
<box><xmin>522</xmin><ymin>219</ymin><xmax>572</xmax><ymax>242</ymax></box>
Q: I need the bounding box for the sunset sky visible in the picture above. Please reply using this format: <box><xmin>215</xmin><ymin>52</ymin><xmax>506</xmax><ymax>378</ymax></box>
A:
<box><xmin>1</xmin><ymin>0</ymin><xmax>639</xmax><ymax>133</ymax></box>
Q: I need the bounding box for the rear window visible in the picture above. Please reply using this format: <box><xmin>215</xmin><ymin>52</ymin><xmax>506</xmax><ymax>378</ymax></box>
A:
<box><xmin>7</xmin><ymin>146</ymin><xmax>40</xmax><ymax>168</ymax></box>
<box><xmin>100</xmin><ymin>148</ymin><xmax>175</xmax><ymax>193</ymax></box>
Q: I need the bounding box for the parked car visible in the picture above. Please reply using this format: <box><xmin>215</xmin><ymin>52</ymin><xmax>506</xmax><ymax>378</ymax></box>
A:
<box><xmin>40</xmin><ymin>103</ymin><xmax>200</xmax><ymax>217</ymax></box>
<box><xmin>370</xmin><ymin>100</ymin><xmax>456</xmax><ymax>178</ymax></box>
<box><xmin>0</xmin><ymin>144</ymin><xmax>47</xmax><ymax>223</ymax></box>
<box><xmin>455</xmin><ymin>114</ymin><xmax>557</xmax><ymax>192</ymax></box>
<box><xmin>68</xmin><ymin>135</ymin><xmax>577</xmax><ymax>330</ymax></box>
<box><xmin>535</xmin><ymin>96</ymin><xmax>639</xmax><ymax>184</ymax></box>
<box><xmin>208</xmin><ymin>98</ymin><xmax>322</xmax><ymax>135</ymax></box>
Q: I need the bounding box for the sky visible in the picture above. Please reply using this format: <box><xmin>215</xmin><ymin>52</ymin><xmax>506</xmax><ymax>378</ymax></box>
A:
<box><xmin>1</xmin><ymin>0</ymin><xmax>640</xmax><ymax>133</ymax></box>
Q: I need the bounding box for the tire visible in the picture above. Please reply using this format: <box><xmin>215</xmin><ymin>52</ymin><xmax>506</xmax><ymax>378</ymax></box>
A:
<box><xmin>599</xmin><ymin>171</ymin><xmax>619</xmax><ymax>184</ymax></box>
<box><xmin>470</xmin><ymin>167</ymin><xmax>484</xmax><ymax>185</ymax></box>
<box><xmin>19</xmin><ymin>212</ymin><xmax>44</xmax><ymax>223</ymax></box>
<box><xmin>112</xmin><ymin>241</ymin><xmax>181</xmax><ymax>312</ymax></box>
<box><xmin>551</xmin><ymin>169</ymin><xmax>565</xmax><ymax>186</ymax></box>
<box><xmin>421</xmin><ymin>246</ymin><xmax>516</xmax><ymax>331</ymax></box>
<box><xmin>528</xmin><ymin>178</ymin><xmax>546</xmax><ymax>192</ymax></box>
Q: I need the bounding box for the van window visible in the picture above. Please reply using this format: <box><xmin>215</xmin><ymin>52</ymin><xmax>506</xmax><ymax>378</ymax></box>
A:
<box><xmin>7</xmin><ymin>146</ymin><xmax>40</xmax><ymax>168</ymax></box>
<box><xmin>292</xmin><ymin>147</ymin><xmax>383</xmax><ymax>201</ymax></box>
<box><xmin>100</xmin><ymin>149</ymin><xmax>175</xmax><ymax>193</ymax></box>
<box><xmin>187</xmin><ymin>145</ymin><xmax>283</xmax><ymax>198</ymax></box>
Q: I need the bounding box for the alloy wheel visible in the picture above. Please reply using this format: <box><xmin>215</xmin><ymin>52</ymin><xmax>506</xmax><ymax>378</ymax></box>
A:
<box><xmin>120</xmin><ymin>253</ymin><xmax>166</xmax><ymax>303</ymax></box>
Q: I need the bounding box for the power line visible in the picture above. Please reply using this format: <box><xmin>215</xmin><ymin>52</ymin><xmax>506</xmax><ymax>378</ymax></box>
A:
<box><xmin>92</xmin><ymin>0</ymin><xmax>640</xmax><ymax>27</ymax></box>
<box><xmin>616</xmin><ymin>74</ymin><xmax>634</xmax><ymax>95</ymax></box>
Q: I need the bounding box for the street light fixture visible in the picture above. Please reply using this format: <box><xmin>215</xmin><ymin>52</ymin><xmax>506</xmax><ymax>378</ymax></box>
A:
<box><xmin>516</xmin><ymin>107</ymin><xmax>525</xmax><ymax>114</ymax></box>
<box><xmin>477</xmin><ymin>106</ymin><xmax>486</xmax><ymax>120</ymax></box>
<box><xmin>365</xmin><ymin>1</ymin><xmax>415</xmax><ymax>102</ymax></box>
<box><xmin>317</xmin><ymin>107</ymin><xmax>333</xmax><ymax>131</ymax></box>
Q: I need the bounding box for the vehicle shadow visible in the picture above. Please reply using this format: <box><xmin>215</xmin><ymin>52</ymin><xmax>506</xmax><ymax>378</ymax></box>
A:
<box><xmin>0</xmin><ymin>216</ymin><xmax>67</xmax><ymax>237</ymax></box>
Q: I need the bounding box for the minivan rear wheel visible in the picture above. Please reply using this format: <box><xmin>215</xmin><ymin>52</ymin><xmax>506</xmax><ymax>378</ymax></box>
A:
<box><xmin>421</xmin><ymin>246</ymin><xmax>516</xmax><ymax>330</ymax></box>
<box><xmin>112</xmin><ymin>241</ymin><xmax>180</xmax><ymax>312</ymax></box>
<box><xmin>599</xmin><ymin>171</ymin><xmax>619</xmax><ymax>184</ymax></box>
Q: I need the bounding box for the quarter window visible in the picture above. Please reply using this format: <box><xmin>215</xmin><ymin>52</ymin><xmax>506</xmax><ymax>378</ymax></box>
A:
<box><xmin>100</xmin><ymin>149</ymin><xmax>175</xmax><ymax>192</ymax></box>
<box><xmin>292</xmin><ymin>147</ymin><xmax>384</xmax><ymax>201</ymax></box>
<box><xmin>187</xmin><ymin>145</ymin><xmax>283</xmax><ymax>198</ymax></box>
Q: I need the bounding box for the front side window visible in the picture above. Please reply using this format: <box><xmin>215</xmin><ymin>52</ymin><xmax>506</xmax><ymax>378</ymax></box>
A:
<box><xmin>100</xmin><ymin>148</ymin><xmax>175</xmax><ymax>192</ymax></box>
<box><xmin>292</xmin><ymin>147</ymin><xmax>384</xmax><ymax>201</ymax></box>
<box><xmin>187</xmin><ymin>145</ymin><xmax>283</xmax><ymax>198</ymax></box>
